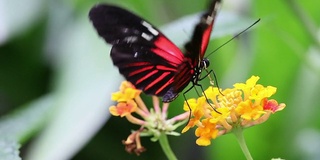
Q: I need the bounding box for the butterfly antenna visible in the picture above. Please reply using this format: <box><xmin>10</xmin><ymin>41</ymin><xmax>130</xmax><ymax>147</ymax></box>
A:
<box><xmin>206</xmin><ymin>18</ymin><xmax>261</xmax><ymax>58</ymax></box>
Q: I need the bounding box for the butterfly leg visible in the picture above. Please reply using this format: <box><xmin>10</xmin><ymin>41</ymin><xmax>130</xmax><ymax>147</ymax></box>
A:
<box><xmin>194</xmin><ymin>83</ymin><xmax>221</xmax><ymax>114</ymax></box>
<box><xmin>199</xmin><ymin>69</ymin><xmax>212</xmax><ymax>81</ymax></box>
<box><xmin>193</xmin><ymin>85</ymin><xmax>202</xmax><ymax>97</ymax></box>
<box><xmin>182</xmin><ymin>85</ymin><xmax>196</xmax><ymax>126</ymax></box>
<box><xmin>200</xmin><ymin>69</ymin><xmax>224</xmax><ymax>96</ymax></box>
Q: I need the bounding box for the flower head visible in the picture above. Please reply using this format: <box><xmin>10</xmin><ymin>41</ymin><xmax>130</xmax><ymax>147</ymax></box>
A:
<box><xmin>110</xmin><ymin>81</ymin><xmax>189</xmax><ymax>155</ymax></box>
<box><xmin>182</xmin><ymin>76</ymin><xmax>286</xmax><ymax>146</ymax></box>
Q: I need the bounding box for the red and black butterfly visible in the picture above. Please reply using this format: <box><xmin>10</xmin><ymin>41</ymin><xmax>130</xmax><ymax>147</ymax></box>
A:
<box><xmin>89</xmin><ymin>0</ymin><xmax>221</xmax><ymax>103</ymax></box>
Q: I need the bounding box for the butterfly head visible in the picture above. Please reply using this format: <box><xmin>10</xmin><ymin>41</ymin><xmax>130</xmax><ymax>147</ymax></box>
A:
<box><xmin>200</xmin><ymin>58</ymin><xmax>210</xmax><ymax>69</ymax></box>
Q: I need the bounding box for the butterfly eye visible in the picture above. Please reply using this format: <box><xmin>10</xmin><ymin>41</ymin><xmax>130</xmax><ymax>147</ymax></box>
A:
<box><xmin>200</xmin><ymin>58</ymin><xmax>210</xmax><ymax>69</ymax></box>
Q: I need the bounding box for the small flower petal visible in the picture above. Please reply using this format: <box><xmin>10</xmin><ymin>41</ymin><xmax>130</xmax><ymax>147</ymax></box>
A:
<box><xmin>109</xmin><ymin>100</ymin><xmax>137</xmax><ymax>117</ymax></box>
<box><xmin>210</xmin><ymin>107</ymin><xmax>230</xmax><ymax>123</ymax></box>
<box><xmin>263</xmin><ymin>99</ymin><xmax>286</xmax><ymax>113</ymax></box>
<box><xmin>111</xmin><ymin>81</ymin><xmax>141</xmax><ymax>102</ymax></box>
<box><xmin>184</xmin><ymin>97</ymin><xmax>207</xmax><ymax>122</ymax></box>
<box><xmin>182</xmin><ymin>118</ymin><xmax>196</xmax><ymax>133</ymax></box>
<box><xmin>250</xmin><ymin>85</ymin><xmax>277</xmax><ymax>100</ymax></box>
<box><xmin>120</xmin><ymin>81</ymin><xmax>136</xmax><ymax>91</ymax></box>
<box><xmin>111</xmin><ymin>88</ymin><xmax>141</xmax><ymax>102</ymax></box>
<box><xmin>204</xmin><ymin>86</ymin><xmax>220</xmax><ymax>102</ymax></box>
<box><xmin>234</xmin><ymin>76</ymin><xmax>259</xmax><ymax>91</ymax></box>
<box><xmin>235</xmin><ymin>100</ymin><xmax>265</xmax><ymax>120</ymax></box>
<box><xmin>196</xmin><ymin>136</ymin><xmax>212</xmax><ymax>146</ymax></box>
<box><xmin>195</xmin><ymin>119</ymin><xmax>218</xmax><ymax>146</ymax></box>
<box><xmin>234</xmin><ymin>76</ymin><xmax>260</xmax><ymax>99</ymax></box>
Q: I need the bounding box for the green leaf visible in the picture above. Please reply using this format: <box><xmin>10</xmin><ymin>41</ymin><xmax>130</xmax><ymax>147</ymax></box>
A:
<box><xmin>0</xmin><ymin>95</ymin><xmax>53</xmax><ymax>141</ymax></box>
<box><xmin>25</xmin><ymin>11</ymin><xmax>115</xmax><ymax>160</ymax></box>
<box><xmin>0</xmin><ymin>95</ymin><xmax>54</xmax><ymax>160</ymax></box>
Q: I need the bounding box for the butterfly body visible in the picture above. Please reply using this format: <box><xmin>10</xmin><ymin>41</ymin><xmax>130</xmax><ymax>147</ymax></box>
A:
<box><xmin>89</xmin><ymin>0</ymin><xmax>221</xmax><ymax>102</ymax></box>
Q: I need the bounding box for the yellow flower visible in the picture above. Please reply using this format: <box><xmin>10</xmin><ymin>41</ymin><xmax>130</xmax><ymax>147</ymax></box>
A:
<box><xmin>250</xmin><ymin>85</ymin><xmax>277</xmax><ymax>102</ymax></box>
<box><xmin>182</xmin><ymin>97</ymin><xmax>207</xmax><ymax>133</ymax></box>
<box><xmin>203</xmin><ymin>86</ymin><xmax>220</xmax><ymax>105</ymax></box>
<box><xmin>235</xmin><ymin>100</ymin><xmax>265</xmax><ymax>120</ymax></box>
<box><xmin>111</xmin><ymin>81</ymin><xmax>141</xmax><ymax>102</ymax></box>
<box><xmin>195</xmin><ymin>118</ymin><xmax>219</xmax><ymax>146</ymax></box>
<box><xmin>183</xmin><ymin>75</ymin><xmax>286</xmax><ymax>146</ymax></box>
<box><xmin>210</xmin><ymin>107</ymin><xmax>230</xmax><ymax>123</ymax></box>
<box><xmin>234</xmin><ymin>75</ymin><xmax>260</xmax><ymax>99</ymax></box>
<box><xmin>218</xmin><ymin>88</ymin><xmax>242</xmax><ymax>108</ymax></box>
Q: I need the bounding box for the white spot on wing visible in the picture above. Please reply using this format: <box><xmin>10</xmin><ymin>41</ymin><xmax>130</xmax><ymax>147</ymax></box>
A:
<box><xmin>206</xmin><ymin>16</ymin><xmax>213</xmax><ymax>25</ymax></box>
<box><xmin>141</xmin><ymin>32</ymin><xmax>153</xmax><ymax>41</ymax></box>
<box><xmin>141</xmin><ymin>21</ymin><xmax>159</xmax><ymax>36</ymax></box>
<box><xmin>125</xmin><ymin>36</ymin><xmax>138</xmax><ymax>43</ymax></box>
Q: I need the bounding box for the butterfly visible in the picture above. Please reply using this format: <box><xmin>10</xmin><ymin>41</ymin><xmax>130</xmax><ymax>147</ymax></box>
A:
<box><xmin>89</xmin><ymin>0</ymin><xmax>221</xmax><ymax>103</ymax></box>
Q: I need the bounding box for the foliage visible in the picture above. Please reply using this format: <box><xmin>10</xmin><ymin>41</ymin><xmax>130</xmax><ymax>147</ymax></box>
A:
<box><xmin>0</xmin><ymin>0</ymin><xmax>319</xmax><ymax>159</ymax></box>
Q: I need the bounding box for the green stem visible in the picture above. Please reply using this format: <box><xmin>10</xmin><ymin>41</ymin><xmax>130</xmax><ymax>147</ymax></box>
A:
<box><xmin>158</xmin><ymin>133</ymin><xmax>177</xmax><ymax>160</ymax></box>
<box><xmin>233</xmin><ymin>127</ymin><xmax>253</xmax><ymax>160</ymax></box>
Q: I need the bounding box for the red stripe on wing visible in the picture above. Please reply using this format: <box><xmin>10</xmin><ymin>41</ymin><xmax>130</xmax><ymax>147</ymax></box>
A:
<box><xmin>200</xmin><ymin>0</ymin><xmax>220</xmax><ymax>58</ymax></box>
<box><xmin>128</xmin><ymin>65</ymin><xmax>154</xmax><ymax>77</ymax></box>
<box><xmin>153</xmin><ymin>35</ymin><xmax>184</xmax><ymax>66</ymax></box>
<box><xmin>173</xmin><ymin>58</ymin><xmax>194</xmax><ymax>92</ymax></box>
<box><xmin>175</xmin><ymin>69</ymin><xmax>193</xmax><ymax>89</ymax></box>
<box><xmin>125</xmin><ymin>62</ymin><xmax>149</xmax><ymax>67</ymax></box>
<box><xmin>156</xmin><ymin>65</ymin><xmax>177</xmax><ymax>72</ymax></box>
<box><xmin>155</xmin><ymin>77</ymin><xmax>174</xmax><ymax>95</ymax></box>
<box><xmin>144</xmin><ymin>72</ymin><xmax>170</xmax><ymax>92</ymax></box>
<box><xmin>200</xmin><ymin>24</ymin><xmax>213</xmax><ymax>58</ymax></box>
<box><xmin>136</xmin><ymin>70</ymin><xmax>158</xmax><ymax>85</ymax></box>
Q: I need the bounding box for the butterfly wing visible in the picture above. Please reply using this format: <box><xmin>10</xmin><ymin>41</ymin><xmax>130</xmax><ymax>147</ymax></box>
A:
<box><xmin>89</xmin><ymin>5</ymin><xmax>184</xmax><ymax>99</ymax></box>
<box><xmin>173</xmin><ymin>0</ymin><xmax>221</xmax><ymax>93</ymax></box>
<box><xmin>185</xmin><ymin>0</ymin><xmax>220</xmax><ymax>60</ymax></box>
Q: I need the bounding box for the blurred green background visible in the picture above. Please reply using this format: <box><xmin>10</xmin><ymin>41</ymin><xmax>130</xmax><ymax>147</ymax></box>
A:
<box><xmin>1</xmin><ymin>0</ymin><xmax>319</xmax><ymax>159</ymax></box>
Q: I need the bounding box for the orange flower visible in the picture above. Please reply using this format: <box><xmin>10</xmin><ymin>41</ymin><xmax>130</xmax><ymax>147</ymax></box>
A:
<box><xmin>195</xmin><ymin>118</ymin><xmax>219</xmax><ymax>146</ymax></box>
<box><xmin>109</xmin><ymin>100</ymin><xmax>137</xmax><ymax>117</ymax></box>
<box><xmin>182</xmin><ymin>75</ymin><xmax>286</xmax><ymax>146</ymax></box>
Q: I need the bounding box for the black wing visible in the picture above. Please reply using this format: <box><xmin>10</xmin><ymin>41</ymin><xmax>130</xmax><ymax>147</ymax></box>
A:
<box><xmin>173</xmin><ymin>0</ymin><xmax>221</xmax><ymax>93</ymax></box>
<box><xmin>184</xmin><ymin>0</ymin><xmax>221</xmax><ymax>61</ymax></box>
<box><xmin>89</xmin><ymin>4</ymin><xmax>185</xmax><ymax>100</ymax></box>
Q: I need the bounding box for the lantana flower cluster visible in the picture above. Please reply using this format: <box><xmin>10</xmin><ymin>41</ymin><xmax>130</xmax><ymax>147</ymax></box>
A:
<box><xmin>181</xmin><ymin>75</ymin><xmax>286</xmax><ymax>146</ymax></box>
<box><xmin>109</xmin><ymin>81</ymin><xmax>189</xmax><ymax>155</ymax></box>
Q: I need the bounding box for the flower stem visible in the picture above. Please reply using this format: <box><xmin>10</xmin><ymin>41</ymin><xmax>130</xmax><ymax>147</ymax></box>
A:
<box><xmin>158</xmin><ymin>133</ymin><xmax>177</xmax><ymax>160</ymax></box>
<box><xmin>233</xmin><ymin>127</ymin><xmax>253</xmax><ymax>160</ymax></box>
